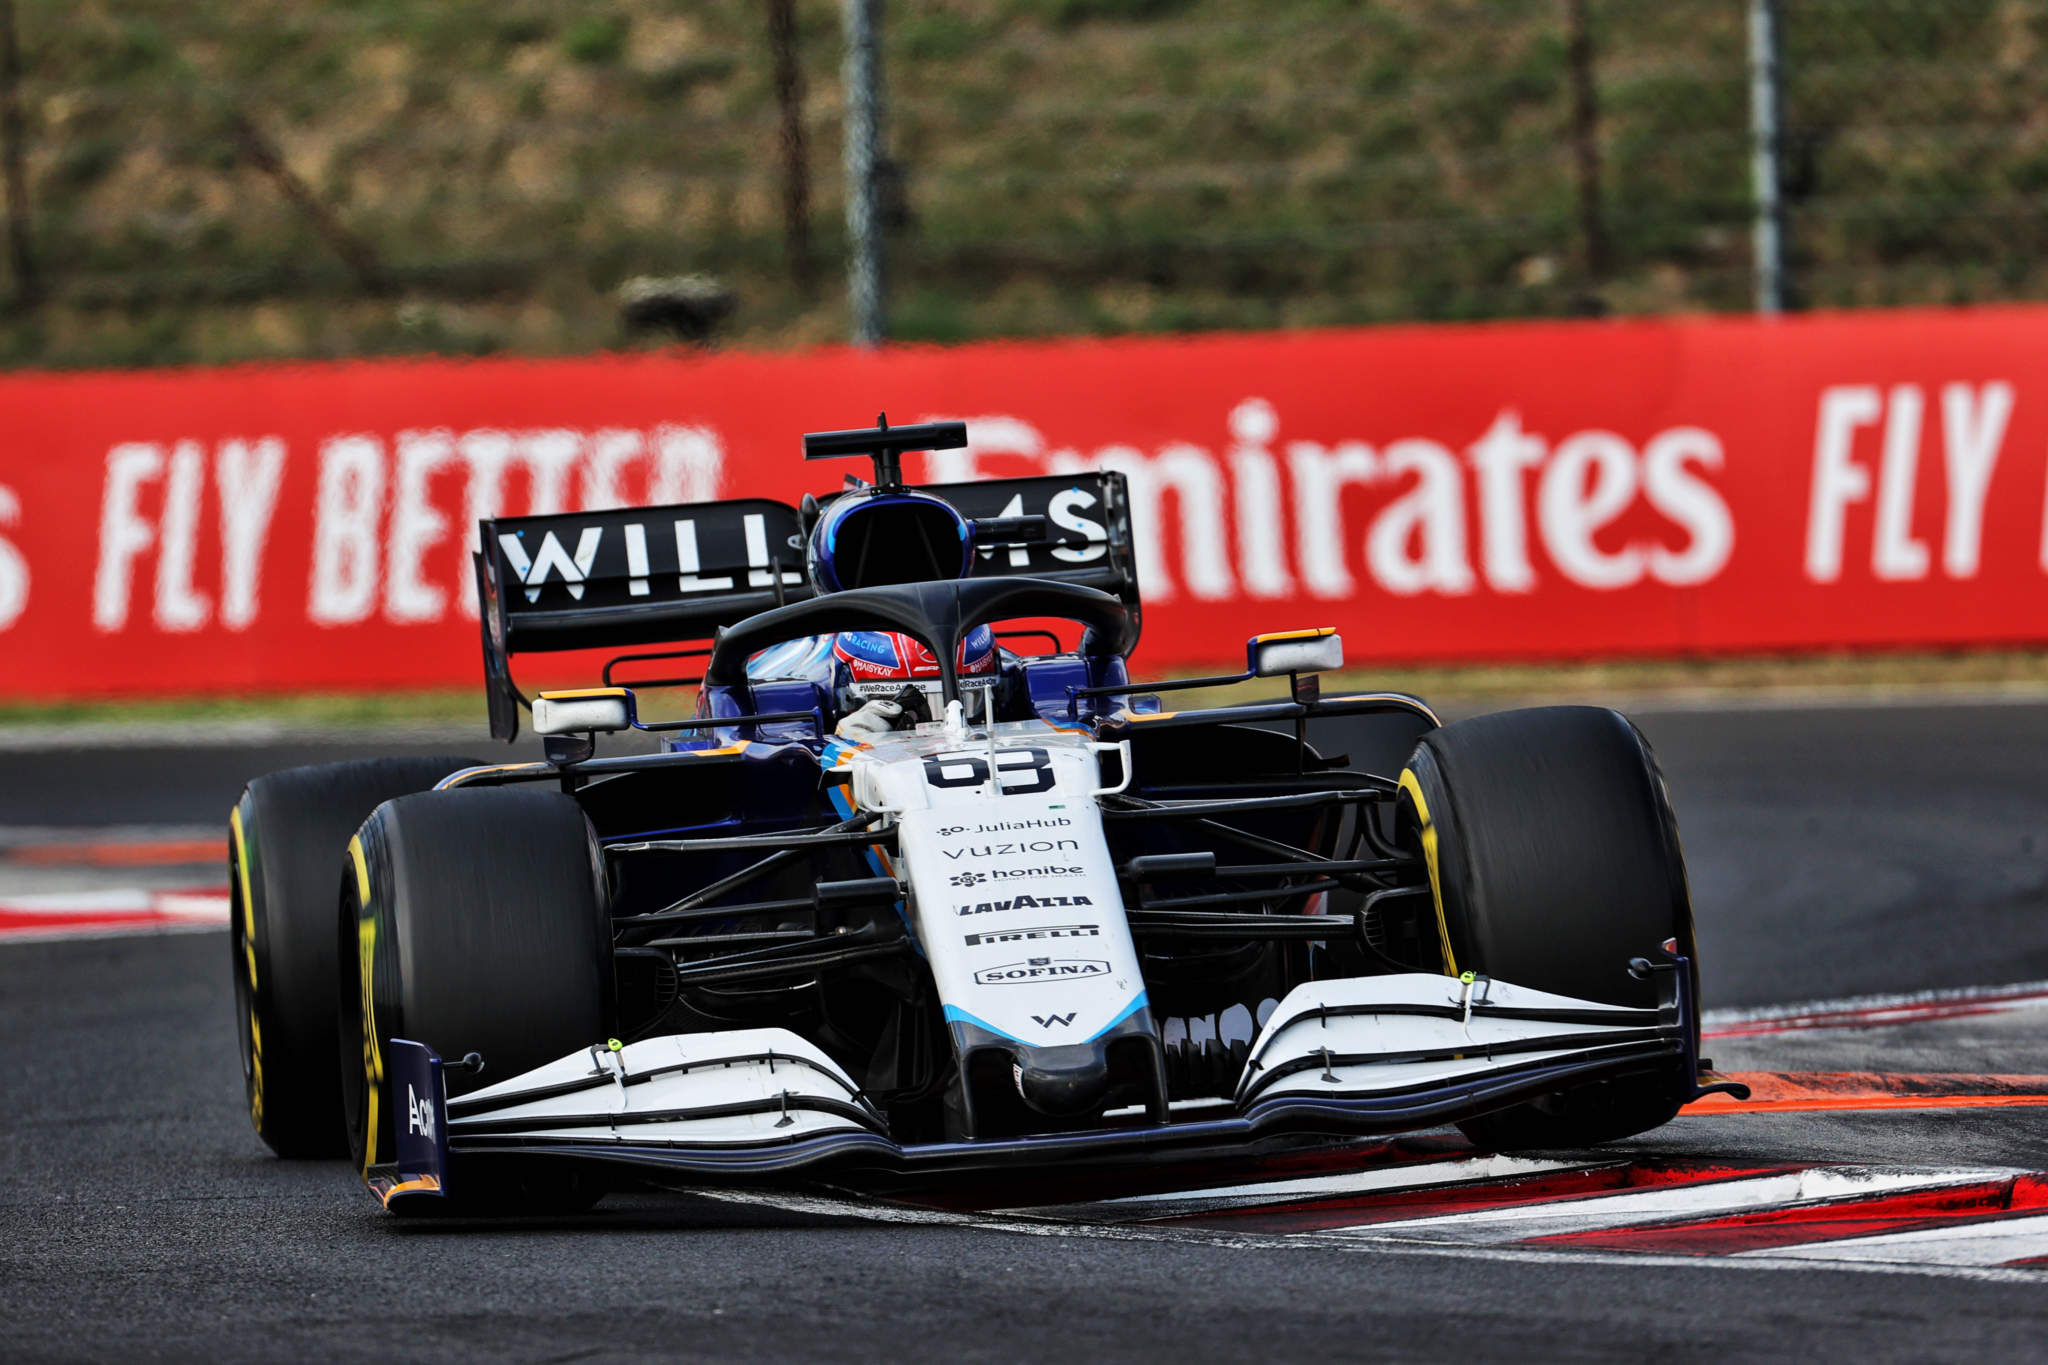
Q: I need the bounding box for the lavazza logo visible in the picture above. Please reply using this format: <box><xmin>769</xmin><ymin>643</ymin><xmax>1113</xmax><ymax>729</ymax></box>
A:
<box><xmin>942</xmin><ymin>838</ymin><xmax>1079</xmax><ymax>861</ymax></box>
<box><xmin>936</xmin><ymin>818</ymin><xmax>1073</xmax><ymax>838</ymax></box>
<box><xmin>949</xmin><ymin>865</ymin><xmax>1084</xmax><ymax>888</ymax></box>
<box><xmin>963</xmin><ymin>923</ymin><xmax>1101</xmax><ymax>947</ymax></box>
<box><xmin>973</xmin><ymin>957</ymin><xmax>1111</xmax><ymax>986</ymax></box>
<box><xmin>956</xmin><ymin>893</ymin><xmax>1093</xmax><ymax>916</ymax></box>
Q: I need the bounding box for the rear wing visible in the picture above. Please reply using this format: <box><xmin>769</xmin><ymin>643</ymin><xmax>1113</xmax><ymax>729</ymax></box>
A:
<box><xmin>886</xmin><ymin>472</ymin><xmax>1139</xmax><ymax>605</ymax></box>
<box><xmin>475</xmin><ymin>471</ymin><xmax>1138</xmax><ymax>740</ymax></box>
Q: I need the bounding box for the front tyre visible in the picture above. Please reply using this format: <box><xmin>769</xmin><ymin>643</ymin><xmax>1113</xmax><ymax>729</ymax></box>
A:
<box><xmin>1396</xmin><ymin>706</ymin><xmax>1698</xmax><ymax>1151</ymax></box>
<box><xmin>340</xmin><ymin>786</ymin><xmax>614</xmax><ymax>1210</ymax></box>
<box><xmin>229</xmin><ymin>756</ymin><xmax>479</xmax><ymax>1157</ymax></box>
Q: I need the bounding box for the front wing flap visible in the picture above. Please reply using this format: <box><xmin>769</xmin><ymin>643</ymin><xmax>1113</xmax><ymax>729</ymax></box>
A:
<box><xmin>378</xmin><ymin>962</ymin><xmax>1710</xmax><ymax>1201</ymax></box>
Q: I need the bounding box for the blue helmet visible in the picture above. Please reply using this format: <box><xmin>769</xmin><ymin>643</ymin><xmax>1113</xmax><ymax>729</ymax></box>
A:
<box><xmin>806</xmin><ymin>486</ymin><xmax>972</xmax><ymax>595</ymax></box>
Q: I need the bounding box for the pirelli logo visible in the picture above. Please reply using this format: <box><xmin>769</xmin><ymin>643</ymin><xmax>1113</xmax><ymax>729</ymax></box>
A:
<box><xmin>962</xmin><ymin>923</ymin><xmax>1100</xmax><ymax>948</ymax></box>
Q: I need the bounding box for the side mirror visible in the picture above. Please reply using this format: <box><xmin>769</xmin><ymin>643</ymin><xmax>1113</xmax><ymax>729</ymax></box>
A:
<box><xmin>967</xmin><ymin>515</ymin><xmax>1050</xmax><ymax>547</ymax></box>
<box><xmin>532</xmin><ymin>687</ymin><xmax>636</xmax><ymax>736</ymax></box>
<box><xmin>1248</xmin><ymin>628</ymin><xmax>1343</xmax><ymax>678</ymax></box>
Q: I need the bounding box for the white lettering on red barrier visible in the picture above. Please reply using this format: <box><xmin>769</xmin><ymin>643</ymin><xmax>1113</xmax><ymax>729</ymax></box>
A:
<box><xmin>0</xmin><ymin>482</ymin><xmax>24</xmax><ymax>632</ymax></box>
<box><xmin>6</xmin><ymin>311</ymin><xmax>2048</xmax><ymax>698</ymax></box>
<box><xmin>1806</xmin><ymin>382</ymin><xmax>2014</xmax><ymax>585</ymax></box>
<box><xmin>927</xmin><ymin>402</ymin><xmax>1733</xmax><ymax>601</ymax></box>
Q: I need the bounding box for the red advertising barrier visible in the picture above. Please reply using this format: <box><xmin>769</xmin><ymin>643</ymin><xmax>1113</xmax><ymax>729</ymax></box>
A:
<box><xmin>1</xmin><ymin>305</ymin><xmax>2045</xmax><ymax>700</ymax></box>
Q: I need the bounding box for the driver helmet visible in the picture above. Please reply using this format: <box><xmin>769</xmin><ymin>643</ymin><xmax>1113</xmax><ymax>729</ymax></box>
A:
<box><xmin>834</xmin><ymin>626</ymin><xmax>998</xmax><ymax>723</ymax></box>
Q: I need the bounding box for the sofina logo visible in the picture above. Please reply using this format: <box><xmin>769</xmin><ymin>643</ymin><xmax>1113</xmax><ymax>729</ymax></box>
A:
<box><xmin>973</xmin><ymin>958</ymin><xmax>1111</xmax><ymax>985</ymax></box>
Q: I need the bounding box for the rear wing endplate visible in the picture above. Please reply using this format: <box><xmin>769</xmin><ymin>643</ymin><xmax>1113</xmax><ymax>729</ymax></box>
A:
<box><xmin>475</xmin><ymin>472</ymin><xmax>1138</xmax><ymax>740</ymax></box>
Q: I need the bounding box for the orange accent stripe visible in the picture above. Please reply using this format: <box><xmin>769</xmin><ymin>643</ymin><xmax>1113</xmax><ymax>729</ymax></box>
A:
<box><xmin>378</xmin><ymin>1174</ymin><xmax>443</xmax><ymax>1207</ymax></box>
<box><xmin>1683</xmin><ymin>1071</ymin><xmax>2048</xmax><ymax>1116</ymax></box>
<box><xmin>8</xmin><ymin>838</ymin><xmax>224</xmax><ymax>867</ymax></box>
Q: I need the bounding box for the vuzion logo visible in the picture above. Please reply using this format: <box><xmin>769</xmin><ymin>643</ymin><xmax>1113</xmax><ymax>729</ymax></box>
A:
<box><xmin>943</xmin><ymin>839</ymin><xmax>1079</xmax><ymax>861</ymax></box>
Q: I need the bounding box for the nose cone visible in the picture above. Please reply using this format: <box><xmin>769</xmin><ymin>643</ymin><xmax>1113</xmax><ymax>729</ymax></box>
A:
<box><xmin>1012</xmin><ymin>1044</ymin><xmax>1112</xmax><ymax>1117</ymax></box>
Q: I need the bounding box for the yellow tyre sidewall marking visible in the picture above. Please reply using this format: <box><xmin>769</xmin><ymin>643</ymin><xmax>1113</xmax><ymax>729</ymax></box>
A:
<box><xmin>1397</xmin><ymin>768</ymin><xmax>1460</xmax><ymax>977</ymax></box>
<box><xmin>350</xmin><ymin>835</ymin><xmax>382</xmax><ymax>1175</ymax></box>
<box><xmin>229</xmin><ymin>805</ymin><xmax>264</xmax><ymax>1129</ymax></box>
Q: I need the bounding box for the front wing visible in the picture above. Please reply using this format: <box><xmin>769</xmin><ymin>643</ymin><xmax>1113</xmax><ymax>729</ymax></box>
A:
<box><xmin>372</xmin><ymin>959</ymin><xmax>1730</xmax><ymax>1209</ymax></box>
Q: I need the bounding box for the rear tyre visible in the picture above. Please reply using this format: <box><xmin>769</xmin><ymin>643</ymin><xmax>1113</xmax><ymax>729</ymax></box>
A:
<box><xmin>229</xmin><ymin>756</ymin><xmax>479</xmax><ymax>1157</ymax></box>
<box><xmin>340</xmin><ymin>786</ymin><xmax>614</xmax><ymax>1211</ymax></box>
<box><xmin>1395</xmin><ymin>706</ymin><xmax>1697</xmax><ymax>1152</ymax></box>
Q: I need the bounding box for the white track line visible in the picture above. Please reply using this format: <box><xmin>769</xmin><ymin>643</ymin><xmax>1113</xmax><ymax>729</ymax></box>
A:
<box><xmin>1005</xmin><ymin>1154</ymin><xmax>1590</xmax><ymax>1220</ymax></box>
<box><xmin>703</xmin><ymin>1183</ymin><xmax>2048</xmax><ymax>1285</ymax></box>
<box><xmin>1333</xmin><ymin>1166</ymin><xmax>2015</xmax><ymax>1245</ymax></box>
<box><xmin>0</xmin><ymin>887</ymin><xmax>230</xmax><ymax>944</ymax></box>
<box><xmin>1738</xmin><ymin>1212</ymin><xmax>2048</xmax><ymax>1267</ymax></box>
<box><xmin>0</xmin><ymin>888</ymin><xmax>157</xmax><ymax>914</ymax></box>
<box><xmin>1703</xmin><ymin>980</ymin><xmax>2048</xmax><ymax>1036</ymax></box>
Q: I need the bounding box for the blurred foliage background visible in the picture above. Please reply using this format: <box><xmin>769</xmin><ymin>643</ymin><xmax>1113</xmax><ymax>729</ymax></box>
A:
<box><xmin>8</xmin><ymin>0</ymin><xmax>2048</xmax><ymax>367</ymax></box>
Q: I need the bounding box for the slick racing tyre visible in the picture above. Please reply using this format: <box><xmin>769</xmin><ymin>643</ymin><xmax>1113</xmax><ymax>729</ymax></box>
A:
<box><xmin>230</xmin><ymin>756</ymin><xmax>479</xmax><ymax>1158</ymax></box>
<box><xmin>1396</xmin><ymin>706</ymin><xmax>1697</xmax><ymax>1152</ymax></box>
<box><xmin>341</xmin><ymin>786</ymin><xmax>614</xmax><ymax>1212</ymax></box>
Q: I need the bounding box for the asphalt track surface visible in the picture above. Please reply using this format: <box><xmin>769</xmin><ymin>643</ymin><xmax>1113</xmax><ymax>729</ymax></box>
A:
<box><xmin>4</xmin><ymin>701</ymin><xmax>2048</xmax><ymax>1362</ymax></box>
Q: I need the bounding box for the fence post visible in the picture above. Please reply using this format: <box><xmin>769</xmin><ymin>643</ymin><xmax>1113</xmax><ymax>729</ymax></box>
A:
<box><xmin>0</xmin><ymin>0</ymin><xmax>38</xmax><ymax>309</ymax></box>
<box><xmin>767</xmin><ymin>0</ymin><xmax>814</xmax><ymax>296</ymax></box>
<box><xmin>841</xmin><ymin>0</ymin><xmax>886</xmax><ymax>346</ymax></box>
<box><xmin>1565</xmin><ymin>0</ymin><xmax>1608</xmax><ymax>284</ymax></box>
<box><xmin>1748</xmin><ymin>0</ymin><xmax>1785</xmax><ymax>314</ymax></box>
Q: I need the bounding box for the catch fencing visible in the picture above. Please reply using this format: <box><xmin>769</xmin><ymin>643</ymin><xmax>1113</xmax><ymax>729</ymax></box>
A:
<box><xmin>11</xmin><ymin>2</ymin><xmax>2048</xmax><ymax>363</ymax></box>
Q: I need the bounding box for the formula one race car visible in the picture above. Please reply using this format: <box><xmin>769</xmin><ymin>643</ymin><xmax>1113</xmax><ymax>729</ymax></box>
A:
<box><xmin>228</xmin><ymin>417</ymin><xmax>1739</xmax><ymax>1211</ymax></box>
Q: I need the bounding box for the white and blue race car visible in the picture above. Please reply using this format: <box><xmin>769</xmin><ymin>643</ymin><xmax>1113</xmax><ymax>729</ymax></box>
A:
<box><xmin>227</xmin><ymin>418</ymin><xmax>1739</xmax><ymax>1211</ymax></box>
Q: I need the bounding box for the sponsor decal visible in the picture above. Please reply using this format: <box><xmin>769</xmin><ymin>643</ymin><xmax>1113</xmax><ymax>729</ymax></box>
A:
<box><xmin>963</xmin><ymin>923</ymin><xmax>1100</xmax><ymax>947</ymax></box>
<box><xmin>1032</xmin><ymin>1012</ymin><xmax>1077</xmax><ymax>1028</ymax></box>
<box><xmin>942</xmin><ymin>838</ymin><xmax>1080</xmax><ymax>861</ymax></box>
<box><xmin>832</xmin><ymin>631</ymin><xmax>905</xmax><ymax>672</ymax></box>
<box><xmin>18</xmin><ymin>317</ymin><xmax>2048</xmax><ymax>708</ymax></box>
<box><xmin>948</xmin><ymin>865</ymin><xmax>1084</xmax><ymax>888</ymax></box>
<box><xmin>956</xmin><ymin>893</ymin><xmax>1093</xmax><ymax>916</ymax></box>
<box><xmin>936</xmin><ymin>818</ymin><xmax>1073</xmax><ymax>838</ymax></box>
<box><xmin>407</xmin><ymin>1082</ymin><xmax>435</xmax><ymax>1139</ymax></box>
<box><xmin>974</xmin><ymin>957</ymin><xmax>1111</xmax><ymax>986</ymax></box>
<box><xmin>843</xmin><ymin>654</ymin><xmax>905</xmax><ymax>679</ymax></box>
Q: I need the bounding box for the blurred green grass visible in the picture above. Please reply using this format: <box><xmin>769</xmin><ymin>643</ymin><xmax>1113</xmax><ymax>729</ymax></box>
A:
<box><xmin>10</xmin><ymin>1</ymin><xmax>2048</xmax><ymax>366</ymax></box>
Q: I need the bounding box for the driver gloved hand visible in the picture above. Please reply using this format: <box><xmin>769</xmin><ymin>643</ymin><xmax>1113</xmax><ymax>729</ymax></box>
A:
<box><xmin>834</xmin><ymin>698</ymin><xmax>903</xmax><ymax>739</ymax></box>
